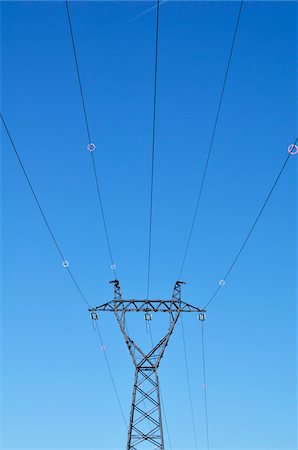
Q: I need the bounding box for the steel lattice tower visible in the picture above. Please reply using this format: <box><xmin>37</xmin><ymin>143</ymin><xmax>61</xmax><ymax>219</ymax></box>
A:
<box><xmin>90</xmin><ymin>280</ymin><xmax>205</xmax><ymax>449</ymax></box>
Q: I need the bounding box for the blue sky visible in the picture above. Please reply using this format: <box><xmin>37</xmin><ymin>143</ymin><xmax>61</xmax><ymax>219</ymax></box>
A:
<box><xmin>1</xmin><ymin>1</ymin><xmax>297</xmax><ymax>449</ymax></box>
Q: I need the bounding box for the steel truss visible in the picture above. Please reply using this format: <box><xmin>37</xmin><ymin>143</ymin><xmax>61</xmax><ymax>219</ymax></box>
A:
<box><xmin>90</xmin><ymin>280</ymin><xmax>205</xmax><ymax>449</ymax></box>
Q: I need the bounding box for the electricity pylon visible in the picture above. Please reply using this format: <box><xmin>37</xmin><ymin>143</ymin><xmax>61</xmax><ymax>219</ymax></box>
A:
<box><xmin>89</xmin><ymin>280</ymin><xmax>206</xmax><ymax>449</ymax></box>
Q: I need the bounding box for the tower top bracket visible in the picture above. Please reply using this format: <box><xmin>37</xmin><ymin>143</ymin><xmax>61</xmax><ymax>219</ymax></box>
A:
<box><xmin>89</xmin><ymin>280</ymin><xmax>205</xmax><ymax>313</ymax></box>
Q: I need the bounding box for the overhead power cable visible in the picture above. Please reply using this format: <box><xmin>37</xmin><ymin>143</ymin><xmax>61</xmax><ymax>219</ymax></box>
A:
<box><xmin>65</xmin><ymin>0</ymin><xmax>117</xmax><ymax>279</ymax></box>
<box><xmin>161</xmin><ymin>394</ymin><xmax>173</xmax><ymax>450</ymax></box>
<box><xmin>181</xmin><ymin>316</ymin><xmax>199</xmax><ymax>449</ymax></box>
<box><xmin>201</xmin><ymin>321</ymin><xmax>210</xmax><ymax>449</ymax></box>
<box><xmin>1</xmin><ymin>113</ymin><xmax>90</xmax><ymax>308</ymax></box>
<box><xmin>204</xmin><ymin>137</ymin><xmax>298</xmax><ymax>309</ymax></box>
<box><xmin>146</xmin><ymin>0</ymin><xmax>160</xmax><ymax>299</ymax></box>
<box><xmin>94</xmin><ymin>321</ymin><xmax>128</xmax><ymax>430</ymax></box>
<box><xmin>178</xmin><ymin>0</ymin><xmax>244</xmax><ymax>279</ymax></box>
<box><xmin>1</xmin><ymin>114</ymin><xmax>127</xmax><ymax>435</ymax></box>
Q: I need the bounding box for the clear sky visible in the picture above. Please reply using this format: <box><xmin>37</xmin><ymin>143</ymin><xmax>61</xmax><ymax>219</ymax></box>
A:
<box><xmin>1</xmin><ymin>1</ymin><xmax>297</xmax><ymax>449</ymax></box>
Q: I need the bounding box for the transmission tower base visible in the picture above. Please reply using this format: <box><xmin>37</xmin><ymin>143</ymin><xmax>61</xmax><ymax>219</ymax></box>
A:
<box><xmin>127</xmin><ymin>367</ymin><xmax>163</xmax><ymax>450</ymax></box>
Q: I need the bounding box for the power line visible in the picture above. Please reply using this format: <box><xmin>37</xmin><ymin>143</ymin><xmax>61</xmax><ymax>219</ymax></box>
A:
<box><xmin>160</xmin><ymin>387</ymin><xmax>173</xmax><ymax>450</ymax></box>
<box><xmin>1</xmin><ymin>112</ymin><xmax>128</xmax><ymax>438</ymax></box>
<box><xmin>142</xmin><ymin>323</ymin><xmax>156</xmax><ymax>433</ymax></box>
<box><xmin>178</xmin><ymin>0</ymin><xmax>244</xmax><ymax>279</ymax></box>
<box><xmin>180</xmin><ymin>316</ymin><xmax>199</xmax><ymax>449</ymax></box>
<box><xmin>90</xmin><ymin>152</ymin><xmax>117</xmax><ymax>274</ymax></box>
<box><xmin>1</xmin><ymin>114</ymin><xmax>65</xmax><ymax>261</ymax></box>
<box><xmin>65</xmin><ymin>0</ymin><xmax>117</xmax><ymax>279</ymax></box>
<box><xmin>201</xmin><ymin>321</ymin><xmax>210</xmax><ymax>450</ymax></box>
<box><xmin>204</xmin><ymin>137</ymin><xmax>298</xmax><ymax>309</ymax></box>
<box><xmin>146</xmin><ymin>0</ymin><xmax>160</xmax><ymax>299</ymax></box>
<box><xmin>1</xmin><ymin>113</ymin><xmax>90</xmax><ymax>308</ymax></box>
<box><xmin>65</xmin><ymin>0</ymin><xmax>91</xmax><ymax>142</ymax></box>
<box><xmin>94</xmin><ymin>320</ymin><xmax>128</xmax><ymax>429</ymax></box>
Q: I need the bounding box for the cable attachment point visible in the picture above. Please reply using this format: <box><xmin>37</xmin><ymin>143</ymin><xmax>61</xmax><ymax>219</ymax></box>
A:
<box><xmin>144</xmin><ymin>313</ymin><xmax>152</xmax><ymax>321</ymax></box>
<box><xmin>90</xmin><ymin>311</ymin><xmax>99</xmax><ymax>320</ymax></box>
<box><xmin>288</xmin><ymin>144</ymin><xmax>298</xmax><ymax>155</ymax></box>
<box><xmin>198</xmin><ymin>313</ymin><xmax>206</xmax><ymax>321</ymax></box>
<box><xmin>62</xmin><ymin>260</ymin><xmax>69</xmax><ymax>268</ymax></box>
<box><xmin>87</xmin><ymin>142</ymin><xmax>96</xmax><ymax>152</ymax></box>
<box><xmin>109</xmin><ymin>279</ymin><xmax>120</xmax><ymax>288</ymax></box>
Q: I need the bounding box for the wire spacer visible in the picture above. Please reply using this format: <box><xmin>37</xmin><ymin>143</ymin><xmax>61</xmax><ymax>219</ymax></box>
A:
<box><xmin>288</xmin><ymin>144</ymin><xmax>298</xmax><ymax>155</ymax></box>
<box><xmin>87</xmin><ymin>142</ymin><xmax>96</xmax><ymax>152</ymax></box>
<box><xmin>62</xmin><ymin>260</ymin><xmax>69</xmax><ymax>268</ymax></box>
<box><xmin>218</xmin><ymin>279</ymin><xmax>225</xmax><ymax>286</ymax></box>
<box><xmin>111</xmin><ymin>264</ymin><xmax>117</xmax><ymax>270</ymax></box>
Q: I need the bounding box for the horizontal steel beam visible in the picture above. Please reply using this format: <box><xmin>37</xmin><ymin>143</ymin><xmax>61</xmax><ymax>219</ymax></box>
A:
<box><xmin>89</xmin><ymin>299</ymin><xmax>205</xmax><ymax>313</ymax></box>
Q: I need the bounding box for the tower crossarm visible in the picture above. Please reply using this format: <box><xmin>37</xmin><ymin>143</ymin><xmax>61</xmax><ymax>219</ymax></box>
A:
<box><xmin>89</xmin><ymin>299</ymin><xmax>205</xmax><ymax>314</ymax></box>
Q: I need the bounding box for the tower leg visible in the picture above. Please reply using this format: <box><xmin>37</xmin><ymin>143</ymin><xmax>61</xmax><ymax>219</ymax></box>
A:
<box><xmin>127</xmin><ymin>367</ymin><xmax>164</xmax><ymax>450</ymax></box>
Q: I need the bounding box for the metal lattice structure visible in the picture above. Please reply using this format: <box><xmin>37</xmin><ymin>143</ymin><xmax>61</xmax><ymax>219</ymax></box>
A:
<box><xmin>90</xmin><ymin>280</ymin><xmax>205</xmax><ymax>449</ymax></box>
